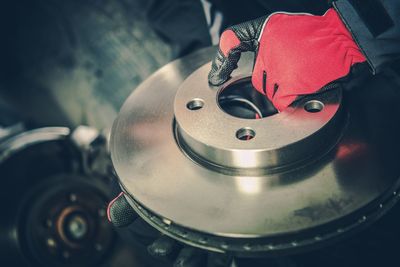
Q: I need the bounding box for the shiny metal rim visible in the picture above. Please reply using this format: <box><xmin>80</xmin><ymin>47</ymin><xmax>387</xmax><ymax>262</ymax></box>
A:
<box><xmin>122</xmin><ymin>180</ymin><xmax>400</xmax><ymax>255</ymax></box>
<box><xmin>111</xmin><ymin>47</ymin><xmax>400</xmax><ymax>254</ymax></box>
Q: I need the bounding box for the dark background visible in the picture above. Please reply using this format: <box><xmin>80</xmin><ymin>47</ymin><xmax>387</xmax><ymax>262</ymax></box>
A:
<box><xmin>1</xmin><ymin>1</ymin><xmax>400</xmax><ymax>266</ymax></box>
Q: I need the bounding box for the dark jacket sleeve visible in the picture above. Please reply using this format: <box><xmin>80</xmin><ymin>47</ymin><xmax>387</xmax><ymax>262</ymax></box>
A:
<box><xmin>333</xmin><ymin>0</ymin><xmax>400</xmax><ymax>74</ymax></box>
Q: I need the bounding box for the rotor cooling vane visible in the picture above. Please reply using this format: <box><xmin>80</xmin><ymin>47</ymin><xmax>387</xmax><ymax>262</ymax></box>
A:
<box><xmin>111</xmin><ymin>47</ymin><xmax>400</xmax><ymax>256</ymax></box>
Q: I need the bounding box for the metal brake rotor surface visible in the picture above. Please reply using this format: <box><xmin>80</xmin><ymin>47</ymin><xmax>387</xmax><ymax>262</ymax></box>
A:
<box><xmin>111</xmin><ymin>47</ymin><xmax>400</xmax><ymax>256</ymax></box>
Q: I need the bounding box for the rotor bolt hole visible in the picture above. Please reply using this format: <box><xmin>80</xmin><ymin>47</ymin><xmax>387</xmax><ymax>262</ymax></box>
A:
<box><xmin>304</xmin><ymin>100</ymin><xmax>324</xmax><ymax>113</ymax></box>
<box><xmin>186</xmin><ymin>99</ymin><xmax>204</xmax><ymax>110</ymax></box>
<box><xmin>236</xmin><ymin>128</ymin><xmax>256</xmax><ymax>141</ymax></box>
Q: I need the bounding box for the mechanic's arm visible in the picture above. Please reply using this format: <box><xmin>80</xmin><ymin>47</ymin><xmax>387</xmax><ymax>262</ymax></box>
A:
<box><xmin>208</xmin><ymin>0</ymin><xmax>400</xmax><ymax>111</ymax></box>
<box><xmin>333</xmin><ymin>0</ymin><xmax>400</xmax><ymax>74</ymax></box>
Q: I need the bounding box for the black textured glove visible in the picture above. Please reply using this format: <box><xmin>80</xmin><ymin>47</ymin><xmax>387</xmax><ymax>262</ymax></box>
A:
<box><xmin>107</xmin><ymin>192</ymin><xmax>138</xmax><ymax>227</ymax></box>
<box><xmin>107</xmin><ymin>192</ymin><xmax>222</xmax><ymax>266</ymax></box>
<box><xmin>208</xmin><ymin>16</ymin><xmax>266</xmax><ymax>86</ymax></box>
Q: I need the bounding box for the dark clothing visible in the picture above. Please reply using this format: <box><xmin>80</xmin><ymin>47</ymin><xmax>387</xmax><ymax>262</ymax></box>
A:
<box><xmin>145</xmin><ymin>0</ymin><xmax>400</xmax><ymax>74</ymax></box>
<box><xmin>211</xmin><ymin>0</ymin><xmax>330</xmax><ymax>28</ymax></box>
<box><xmin>334</xmin><ymin>0</ymin><xmax>400</xmax><ymax>74</ymax></box>
<box><xmin>144</xmin><ymin>0</ymin><xmax>212</xmax><ymax>58</ymax></box>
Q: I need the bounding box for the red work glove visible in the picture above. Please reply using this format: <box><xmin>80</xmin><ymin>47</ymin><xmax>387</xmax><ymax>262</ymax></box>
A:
<box><xmin>208</xmin><ymin>8</ymin><xmax>366</xmax><ymax>111</ymax></box>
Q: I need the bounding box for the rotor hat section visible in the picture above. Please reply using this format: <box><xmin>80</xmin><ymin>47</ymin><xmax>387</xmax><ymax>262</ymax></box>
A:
<box><xmin>110</xmin><ymin>48</ymin><xmax>400</xmax><ymax>255</ymax></box>
<box><xmin>174</xmin><ymin>63</ymin><xmax>343</xmax><ymax>172</ymax></box>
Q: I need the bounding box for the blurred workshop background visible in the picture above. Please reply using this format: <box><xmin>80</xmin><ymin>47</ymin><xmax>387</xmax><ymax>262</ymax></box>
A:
<box><xmin>1</xmin><ymin>1</ymin><xmax>400</xmax><ymax>267</ymax></box>
<box><xmin>0</xmin><ymin>0</ymin><xmax>174</xmax><ymax>129</ymax></box>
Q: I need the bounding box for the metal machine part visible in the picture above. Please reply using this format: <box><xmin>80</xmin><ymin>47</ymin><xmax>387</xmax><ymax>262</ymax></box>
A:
<box><xmin>110</xmin><ymin>47</ymin><xmax>400</xmax><ymax>256</ymax></box>
<box><xmin>174</xmin><ymin>66</ymin><xmax>342</xmax><ymax>172</ymax></box>
<box><xmin>0</xmin><ymin>126</ymin><xmax>116</xmax><ymax>266</ymax></box>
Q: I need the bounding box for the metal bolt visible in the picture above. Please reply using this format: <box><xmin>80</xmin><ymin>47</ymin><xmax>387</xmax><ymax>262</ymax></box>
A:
<box><xmin>46</xmin><ymin>238</ymin><xmax>56</xmax><ymax>248</ymax></box>
<box><xmin>62</xmin><ymin>251</ymin><xmax>70</xmax><ymax>259</ymax></box>
<box><xmin>66</xmin><ymin>214</ymin><xmax>88</xmax><ymax>240</ymax></box>
<box><xmin>45</xmin><ymin>219</ymin><xmax>53</xmax><ymax>228</ymax></box>
<box><xmin>69</xmin><ymin>193</ymin><xmax>77</xmax><ymax>202</ymax></box>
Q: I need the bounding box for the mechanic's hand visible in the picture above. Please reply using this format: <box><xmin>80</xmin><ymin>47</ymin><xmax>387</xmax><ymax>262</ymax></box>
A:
<box><xmin>107</xmin><ymin>192</ymin><xmax>211</xmax><ymax>267</ymax></box>
<box><xmin>208</xmin><ymin>8</ymin><xmax>366</xmax><ymax>111</ymax></box>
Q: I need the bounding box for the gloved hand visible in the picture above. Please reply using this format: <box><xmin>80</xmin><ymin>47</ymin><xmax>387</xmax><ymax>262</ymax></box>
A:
<box><xmin>107</xmin><ymin>192</ymin><xmax>228</xmax><ymax>267</ymax></box>
<box><xmin>208</xmin><ymin>8</ymin><xmax>366</xmax><ymax>111</ymax></box>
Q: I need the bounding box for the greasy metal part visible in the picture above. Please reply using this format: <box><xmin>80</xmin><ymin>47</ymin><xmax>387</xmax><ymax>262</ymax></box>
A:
<box><xmin>26</xmin><ymin>174</ymin><xmax>115</xmax><ymax>264</ymax></box>
<box><xmin>0</xmin><ymin>127</ymin><xmax>116</xmax><ymax>266</ymax></box>
<box><xmin>111</xmin><ymin>47</ymin><xmax>400</xmax><ymax>255</ymax></box>
<box><xmin>0</xmin><ymin>127</ymin><xmax>71</xmax><ymax>162</ymax></box>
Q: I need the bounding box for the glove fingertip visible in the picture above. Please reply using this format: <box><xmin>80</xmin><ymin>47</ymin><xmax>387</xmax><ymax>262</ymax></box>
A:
<box><xmin>107</xmin><ymin>192</ymin><xmax>137</xmax><ymax>227</ymax></box>
<box><xmin>208</xmin><ymin>71</ymin><xmax>228</xmax><ymax>86</ymax></box>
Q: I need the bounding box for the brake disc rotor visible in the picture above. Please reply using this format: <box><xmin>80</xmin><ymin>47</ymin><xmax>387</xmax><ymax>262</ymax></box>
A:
<box><xmin>111</xmin><ymin>47</ymin><xmax>400</xmax><ymax>256</ymax></box>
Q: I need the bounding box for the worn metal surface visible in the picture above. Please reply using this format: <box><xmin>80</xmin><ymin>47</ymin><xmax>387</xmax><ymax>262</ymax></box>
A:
<box><xmin>111</xmin><ymin>47</ymin><xmax>400</xmax><ymax>254</ymax></box>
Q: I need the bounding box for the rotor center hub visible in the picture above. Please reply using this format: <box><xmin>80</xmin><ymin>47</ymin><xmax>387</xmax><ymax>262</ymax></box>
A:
<box><xmin>174</xmin><ymin>64</ymin><xmax>343</xmax><ymax>172</ymax></box>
